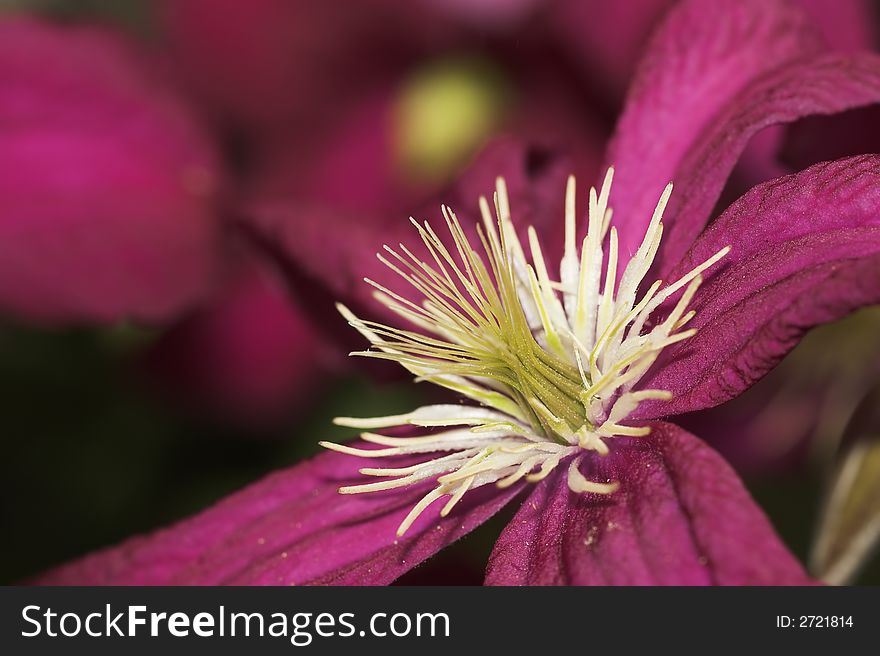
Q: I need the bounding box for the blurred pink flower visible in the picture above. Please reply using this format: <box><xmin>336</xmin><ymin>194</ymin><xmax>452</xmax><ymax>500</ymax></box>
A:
<box><xmin>144</xmin><ymin>261</ymin><xmax>332</xmax><ymax>427</ymax></box>
<box><xmin>0</xmin><ymin>17</ymin><xmax>224</xmax><ymax>323</ymax></box>
<box><xmin>0</xmin><ymin>14</ymin><xmax>334</xmax><ymax>424</ymax></box>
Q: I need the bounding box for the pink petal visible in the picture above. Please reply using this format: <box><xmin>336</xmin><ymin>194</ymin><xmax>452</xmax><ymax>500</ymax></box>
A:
<box><xmin>605</xmin><ymin>0</ymin><xmax>880</xmax><ymax>273</ymax></box>
<box><xmin>0</xmin><ymin>18</ymin><xmax>222</xmax><ymax>324</ymax></box>
<box><xmin>485</xmin><ymin>422</ymin><xmax>813</xmax><ymax>585</ymax></box>
<box><xmin>721</xmin><ymin>0</ymin><xmax>880</xmax><ymax>195</ymax></box>
<box><xmin>35</xmin><ymin>448</ymin><xmax>521</xmax><ymax>585</ymax></box>
<box><xmin>143</xmin><ymin>262</ymin><xmax>332</xmax><ymax>427</ymax></box>
<box><xmin>655</xmin><ymin>55</ymin><xmax>880</xmax><ymax>277</ymax></box>
<box><xmin>636</xmin><ymin>156</ymin><xmax>880</xmax><ymax>419</ymax></box>
<box><xmin>675</xmin><ymin>308</ymin><xmax>880</xmax><ymax>476</ymax></box>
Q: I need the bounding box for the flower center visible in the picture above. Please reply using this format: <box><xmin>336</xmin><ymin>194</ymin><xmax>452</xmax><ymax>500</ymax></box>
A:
<box><xmin>321</xmin><ymin>168</ymin><xmax>729</xmax><ymax>535</ymax></box>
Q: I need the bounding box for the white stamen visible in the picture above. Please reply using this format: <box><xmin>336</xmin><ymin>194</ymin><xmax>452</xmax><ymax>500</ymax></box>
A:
<box><xmin>567</xmin><ymin>456</ymin><xmax>620</xmax><ymax>494</ymax></box>
<box><xmin>323</xmin><ymin>168</ymin><xmax>729</xmax><ymax>535</ymax></box>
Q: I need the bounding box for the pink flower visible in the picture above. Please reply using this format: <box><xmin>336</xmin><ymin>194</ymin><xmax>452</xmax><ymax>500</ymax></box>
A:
<box><xmin>35</xmin><ymin>0</ymin><xmax>880</xmax><ymax>585</ymax></box>
<box><xmin>0</xmin><ymin>17</ymin><xmax>224</xmax><ymax>323</ymax></box>
<box><xmin>0</xmin><ymin>14</ymin><xmax>334</xmax><ymax>423</ymax></box>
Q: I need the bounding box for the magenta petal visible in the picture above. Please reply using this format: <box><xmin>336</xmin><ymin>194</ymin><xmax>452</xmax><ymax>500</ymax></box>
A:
<box><xmin>144</xmin><ymin>262</ymin><xmax>330</xmax><ymax>427</ymax></box>
<box><xmin>636</xmin><ymin>156</ymin><xmax>880</xmax><ymax>419</ymax></box>
<box><xmin>606</xmin><ymin>0</ymin><xmax>819</xmax><ymax>256</ymax></box>
<box><xmin>485</xmin><ymin>422</ymin><xmax>812</xmax><ymax>585</ymax></box>
<box><xmin>652</xmin><ymin>54</ymin><xmax>880</xmax><ymax>277</ymax></box>
<box><xmin>606</xmin><ymin>0</ymin><xmax>880</xmax><ymax>272</ymax></box>
<box><xmin>0</xmin><ymin>18</ymin><xmax>222</xmax><ymax>324</ymax></box>
<box><xmin>35</xmin><ymin>449</ymin><xmax>521</xmax><ymax>585</ymax></box>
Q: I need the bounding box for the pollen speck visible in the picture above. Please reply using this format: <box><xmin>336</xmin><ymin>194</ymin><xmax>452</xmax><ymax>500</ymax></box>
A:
<box><xmin>585</xmin><ymin>526</ymin><xmax>599</xmax><ymax>547</ymax></box>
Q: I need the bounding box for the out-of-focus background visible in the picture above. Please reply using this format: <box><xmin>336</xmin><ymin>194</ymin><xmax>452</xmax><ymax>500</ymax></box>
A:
<box><xmin>1</xmin><ymin>0</ymin><xmax>879</xmax><ymax>585</ymax></box>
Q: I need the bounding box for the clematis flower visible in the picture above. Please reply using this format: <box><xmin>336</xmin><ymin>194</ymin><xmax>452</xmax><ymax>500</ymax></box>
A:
<box><xmin>39</xmin><ymin>152</ymin><xmax>879</xmax><ymax>586</ymax></box>
<box><xmin>319</xmin><ymin>169</ymin><xmax>731</xmax><ymax>536</ymax></box>
<box><xmin>33</xmin><ymin>0</ymin><xmax>880</xmax><ymax>585</ymax></box>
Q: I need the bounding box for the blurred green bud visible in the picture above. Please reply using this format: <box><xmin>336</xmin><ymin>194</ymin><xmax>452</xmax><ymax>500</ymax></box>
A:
<box><xmin>810</xmin><ymin>383</ymin><xmax>880</xmax><ymax>584</ymax></box>
<box><xmin>393</xmin><ymin>57</ymin><xmax>509</xmax><ymax>184</ymax></box>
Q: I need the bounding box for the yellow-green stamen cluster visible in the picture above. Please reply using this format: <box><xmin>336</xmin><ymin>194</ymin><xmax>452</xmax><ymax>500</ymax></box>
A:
<box><xmin>322</xmin><ymin>168</ymin><xmax>729</xmax><ymax>536</ymax></box>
